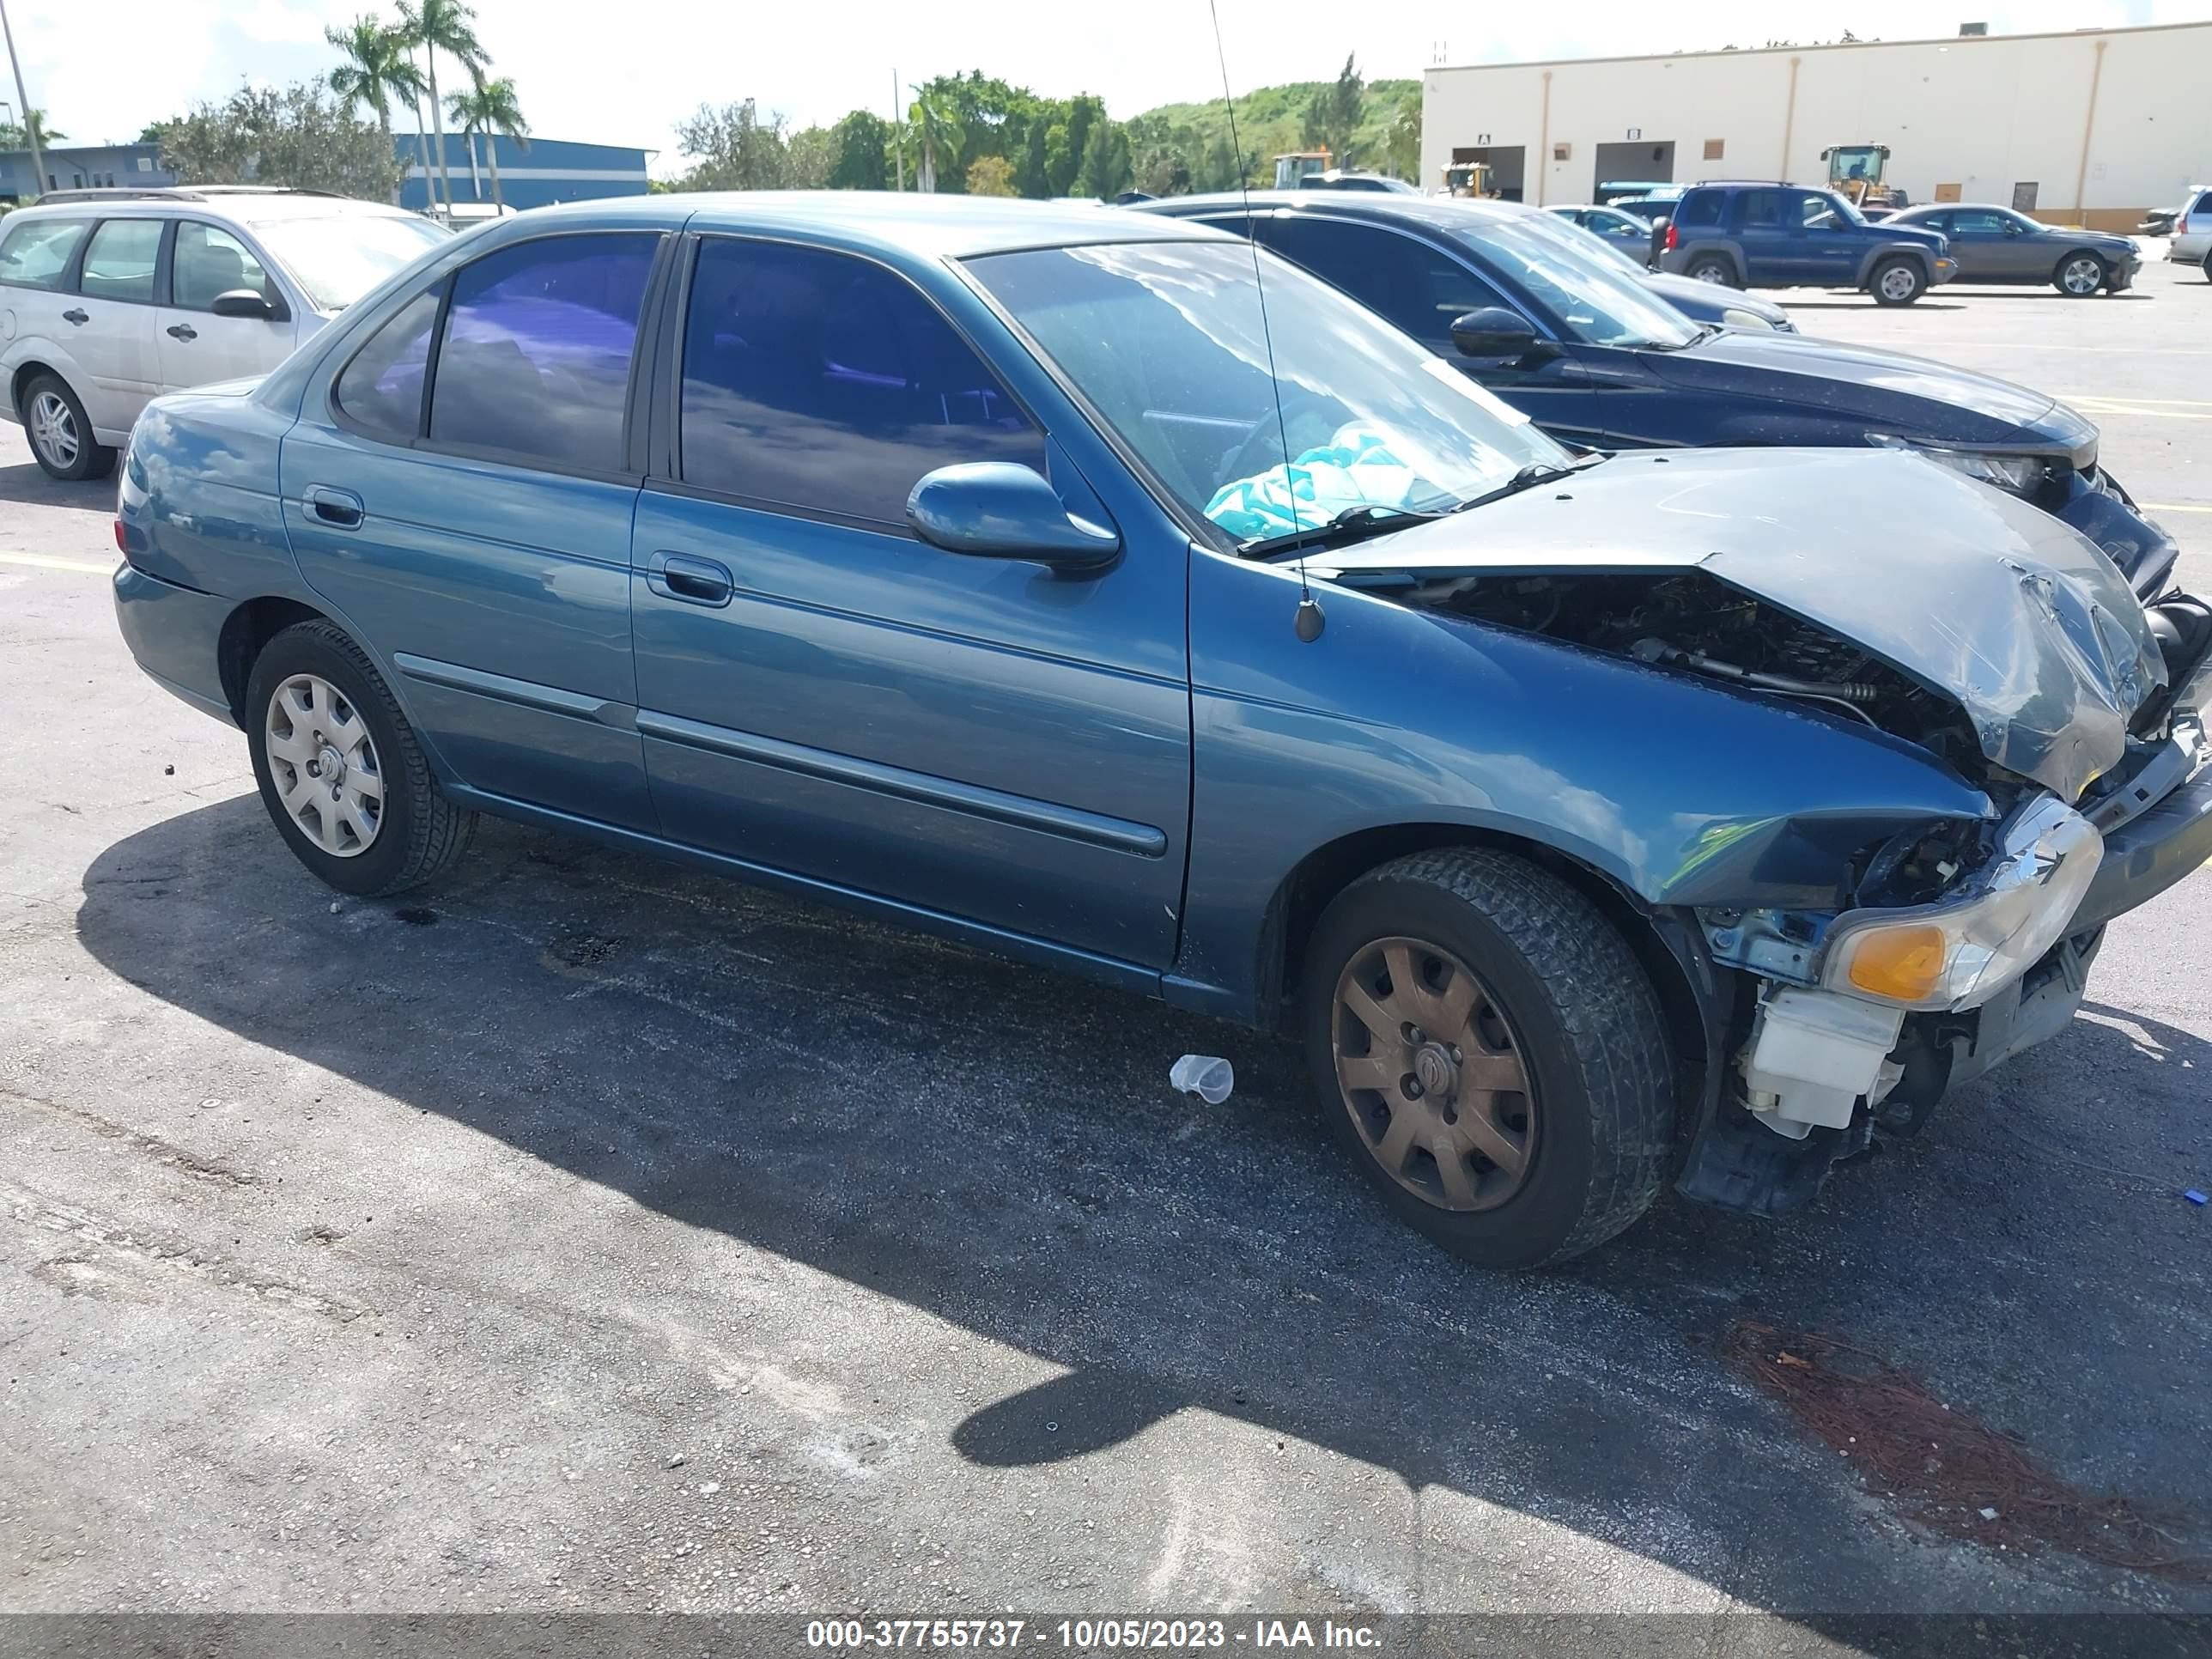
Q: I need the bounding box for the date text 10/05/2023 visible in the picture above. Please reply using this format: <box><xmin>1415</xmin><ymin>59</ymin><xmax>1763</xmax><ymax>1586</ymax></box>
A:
<box><xmin>805</xmin><ymin>1619</ymin><xmax>1382</xmax><ymax>1650</ymax></box>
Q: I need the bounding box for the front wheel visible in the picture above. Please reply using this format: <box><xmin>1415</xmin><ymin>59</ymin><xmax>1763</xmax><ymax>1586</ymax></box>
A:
<box><xmin>245</xmin><ymin>620</ymin><xmax>477</xmax><ymax>897</ymax></box>
<box><xmin>1869</xmin><ymin>258</ymin><xmax>1926</xmax><ymax>306</ymax></box>
<box><xmin>1299</xmin><ymin>849</ymin><xmax>1675</xmax><ymax>1269</ymax></box>
<box><xmin>20</xmin><ymin>373</ymin><xmax>115</xmax><ymax>482</ymax></box>
<box><xmin>2053</xmin><ymin>252</ymin><xmax>2109</xmax><ymax>296</ymax></box>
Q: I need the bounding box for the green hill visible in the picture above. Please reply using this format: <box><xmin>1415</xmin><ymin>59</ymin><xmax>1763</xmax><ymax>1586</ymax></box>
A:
<box><xmin>1126</xmin><ymin>75</ymin><xmax>1421</xmax><ymax>191</ymax></box>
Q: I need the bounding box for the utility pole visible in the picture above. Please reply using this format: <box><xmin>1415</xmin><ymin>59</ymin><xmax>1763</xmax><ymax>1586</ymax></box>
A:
<box><xmin>892</xmin><ymin>67</ymin><xmax>903</xmax><ymax>191</ymax></box>
<box><xmin>0</xmin><ymin>0</ymin><xmax>46</xmax><ymax>201</ymax></box>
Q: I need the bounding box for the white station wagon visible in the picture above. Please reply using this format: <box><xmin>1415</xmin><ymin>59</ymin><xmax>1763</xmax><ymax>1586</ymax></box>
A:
<box><xmin>0</xmin><ymin>185</ymin><xmax>450</xmax><ymax>480</ymax></box>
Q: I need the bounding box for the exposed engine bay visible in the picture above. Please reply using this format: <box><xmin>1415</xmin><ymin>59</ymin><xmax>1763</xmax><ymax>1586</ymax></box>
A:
<box><xmin>1400</xmin><ymin>568</ymin><xmax>1997</xmax><ymax>784</ymax></box>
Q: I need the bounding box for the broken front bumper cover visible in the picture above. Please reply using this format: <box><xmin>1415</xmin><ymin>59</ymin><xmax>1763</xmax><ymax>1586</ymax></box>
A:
<box><xmin>1680</xmin><ymin>729</ymin><xmax>2212</xmax><ymax>1211</ymax></box>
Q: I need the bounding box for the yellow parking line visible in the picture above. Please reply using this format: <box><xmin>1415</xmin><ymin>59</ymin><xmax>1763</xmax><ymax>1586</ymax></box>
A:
<box><xmin>0</xmin><ymin>550</ymin><xmax>115</xmax><ymax>574</ymax></box>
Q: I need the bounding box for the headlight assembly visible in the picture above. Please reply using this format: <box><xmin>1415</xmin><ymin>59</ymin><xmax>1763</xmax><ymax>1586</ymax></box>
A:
<box><xmin>1866</xmin><ymin>433</ymin><xmax>2052</xmax><ymax>497</ymax></box>
<box><xmin>1822</xmin><ymin>796</ymin><xmax>2101</xmax><ymax>1012</ymax></box>
<box><xmin>1719</xmin><ymin>307</ymin><xmax>1776</xmax><ymax>331</ymax></box>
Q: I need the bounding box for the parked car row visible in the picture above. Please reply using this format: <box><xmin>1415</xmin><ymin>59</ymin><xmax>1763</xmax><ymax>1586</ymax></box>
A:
<box><xmin>96</xmin><ymin>191</ymin><xmax>2212</xmax><ymax>1270</ymax></box>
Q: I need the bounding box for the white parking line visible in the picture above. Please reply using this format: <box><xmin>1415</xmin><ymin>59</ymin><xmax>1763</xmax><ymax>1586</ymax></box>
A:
<box><xmin>2143</xmin><ymin>503</ymin><xmax>2212</xmax><ymax>514</ymax></box>
<box><xmin>0</xmin><ymin>550</ymin><xmax>115</xmax><ymax>574</ymax></box>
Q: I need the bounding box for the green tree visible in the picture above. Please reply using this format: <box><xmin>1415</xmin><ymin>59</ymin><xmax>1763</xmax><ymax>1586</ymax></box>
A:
<box><xmin>1301</xmin><ymin>53</ymin><xmax>1364</xmax><ymax>165</ymax></box>
<box><xmin>1383</xmin><ymin>100</ymin><xmax>1420</xmax><ymax>182</ymax></box>
<box><xmin>1195</xmin><ymin>131</ymin><xmax>1245</xmax><ymax>192</ymax></box>
<box><xmin>1014</xmin><ymin>117</ymin><xmax>1051</xmax><ymax>198</ymax></box>
<box><xmin>397</xmin><ymin>0</ymin><xmax>489</xmax><ymax>213</ymax></box>
<box><xmin>148</xmin><ymin>82</ymin><xmax>401</xmax><ymax>201</ymax></box>
<box><xmin>673</xmin><ymin>99</ymin><xmax>791</xmax><ymax>190</ymax></box>
<box><xmin>904</xmin><ymin>88</ymin><xmax>963</xmax><ymax>192</ymax></box>
<box><xmin>783</xmin><ymin>124</ymin><xmax>834</xmax><ymax>189</ymax></box>
<box><xmin>445</xmin><ymin>75</ymin><xmax>526</xmax><ymax>209</ymax></box>
<box><xmin>1134</xmin><ymin>145</ymin><xmax>1190</xmax><ymax>198</ymax></box>
<box><xmin>0</xmin><ymin>109</ymin><xmax>65</xmax><ymax>149</ymax></box>
<box><xmin>826</xmin><ymin>110</ymin><xmax>890</xmax><ymax>190</ymax></box>
<box><xmin>1077</xmin><ymin>119</ymin><xmax>1132</xmax><ymax>199</ymax></box>
<box><xmin>965</xmin><ymin>154</ymin><xmax>1016</xmax><ymax>197</ymax></box>
<box><xmin>325</xmin><ymin>18</ymin><xmax>426</xmax><ymax>203</ymax></box>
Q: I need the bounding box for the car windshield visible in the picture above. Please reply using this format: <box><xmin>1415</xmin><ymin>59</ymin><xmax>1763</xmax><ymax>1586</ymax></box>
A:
<box><xmin>964</xmin><ymin>240</ymin><xmax>1571</xmax><ymax>545</ymax></box>
<box><xmin>1451</xmin><ymin>215</ymin><xmax>1700</xmax><ymax>349</ymax></box>
<box><xmin>250</xmin><ymin>213</ymin><xmax>453</xmax><ymax>313</ymax></box>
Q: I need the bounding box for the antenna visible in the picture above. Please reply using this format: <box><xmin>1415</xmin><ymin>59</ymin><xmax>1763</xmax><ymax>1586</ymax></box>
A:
<box><xmin>1206</xmin><ymin>0</ymin><xmax>1324</xmax><ymax>642</ymax></box>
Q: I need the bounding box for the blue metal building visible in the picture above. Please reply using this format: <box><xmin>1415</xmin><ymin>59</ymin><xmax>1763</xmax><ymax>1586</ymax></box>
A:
<box><xmin>397</xmin><ymin>134</ymin><xmax>649</xmax><ymax>211</ymax></box>
<box><xmin>1</xmin><ymin>142</ymin><xmax>175</xmax><ymax>203</ymax></box>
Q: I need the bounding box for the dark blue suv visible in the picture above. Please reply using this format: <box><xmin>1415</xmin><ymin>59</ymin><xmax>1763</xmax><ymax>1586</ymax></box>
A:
<box><xmin>1657</xmin><ymin>183</ymin><xmax>1956</xmax><ymax>305</ymax></box>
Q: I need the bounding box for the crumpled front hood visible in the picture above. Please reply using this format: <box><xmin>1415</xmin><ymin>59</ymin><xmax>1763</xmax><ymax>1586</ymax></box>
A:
<box><xmin>1648</xmin><ymin>332</ymin><xmax>2099</xmax><ymax>460</ymax></box>
<box><xmin>1316</xmin><ymin>448</ymin><xmax>2166</xmax><ymax>799</ymax></box>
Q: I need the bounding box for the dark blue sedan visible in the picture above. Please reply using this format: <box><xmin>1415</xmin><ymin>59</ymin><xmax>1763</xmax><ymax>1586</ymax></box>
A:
<box><xmin>1138</xmin><ymin>191</ymin><xmax>2178</xmax><ymax>596</ymax></box>
<box><xmin>113</xmin><ymin>194</ymin><xmax>2212</xmax><ymax>1267</ymax></box>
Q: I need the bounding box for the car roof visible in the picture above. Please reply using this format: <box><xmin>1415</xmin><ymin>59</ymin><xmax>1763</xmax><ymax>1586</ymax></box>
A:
<box><xmin>9</xmin><ymin>190</ymin><xmax>428</xmax><ymax>228</ymax></box>
<box><xmin>1139</xmin><ymin>189</ymin><xmax>1550</xmax><ymax>235</ymax></box>
<box><xmin>510</xmin><ymin>190</ymin><xmax>1231</xmax><ymax>258</ymax></box>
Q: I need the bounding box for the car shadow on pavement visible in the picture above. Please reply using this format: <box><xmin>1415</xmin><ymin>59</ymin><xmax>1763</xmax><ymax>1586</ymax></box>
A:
<box><xmin>74</xmin><ymin>799</ymin><xmax>2212</xmax><ymax>1624</ymax></box>
<box><xmin>0</xmin><ymin>460</ymin><xmax>112</xmax><ymax>508</ymax></box>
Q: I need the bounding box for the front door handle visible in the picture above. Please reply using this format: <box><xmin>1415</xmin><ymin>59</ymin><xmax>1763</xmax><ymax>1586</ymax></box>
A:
<box><xmin>166</xmin><ymin>323</ymin><xmax>198</xmax><ymax>342</ymax></box>
<box><xmin>647</xmin><ymin>551</ymin><xmax>734</xmax><ymax>607</ymax></box>
<box><xmin>62</xmin><ymin>308</ymin><xmax>88</xmax><ymax>325</ymax></box>
<box><xmin>305</xmin><ymin>485</ymin><xmax>365</xmax><ymax>530</ymax></box>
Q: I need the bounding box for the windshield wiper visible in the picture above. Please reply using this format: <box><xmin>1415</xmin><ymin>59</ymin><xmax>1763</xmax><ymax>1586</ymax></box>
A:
<box><xmin>1238</xmin><ymin>504</ymin><xmax>1443</xmax><ymax>559</ymax></box>
<box><xmin>1445</xmin><ymin>453</ymin><xmax>1607</xmax><ymax>514</ymax></box>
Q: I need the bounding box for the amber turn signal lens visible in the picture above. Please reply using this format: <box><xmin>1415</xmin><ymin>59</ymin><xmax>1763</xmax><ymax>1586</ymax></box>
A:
<box><xmin>1844</xmin><ymin>924</ymin><xmax>1948</xmax><ymax>1005</ymax></box>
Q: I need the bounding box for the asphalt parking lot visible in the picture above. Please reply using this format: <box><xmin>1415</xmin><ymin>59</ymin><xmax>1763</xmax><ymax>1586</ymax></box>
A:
<box><xmin>3</xmin><ymin>250</ymin><xmax>2209</xmax><ymax>1645</ymax></box>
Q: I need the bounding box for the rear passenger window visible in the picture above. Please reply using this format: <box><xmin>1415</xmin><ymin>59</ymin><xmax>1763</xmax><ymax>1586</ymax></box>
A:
<box><xmin>1736</xmin><ymin>191</ymin><xmax>1784</xmax><ymax>228</ymax></box>
<box><xmin>337</xmin><ymin>288</ymin><xmax>441</xmax><ymax>441</ymax></box>
<box><xmin>1674</xmin><ymin>193</ymin><xmax>1723</xmax><ymax>229</ymax></box>
<box><xmin>80</xmin><ymin>220</ymin><xmax>161</xmax><ymax>303</ymax></box>
<box><xmin>0</xmin><ymin>218</ymin><xmax>88</xmax><ymax>290</ymax></box>
<box><xmin>678</xmin><ymin>238</ymin><xmax>1044</xmax><ymax>527</ymax></box>
<box><xmin>428</xmin><ymin>233</ymin><xmax>659</xmax><ymax>473</ymax></box>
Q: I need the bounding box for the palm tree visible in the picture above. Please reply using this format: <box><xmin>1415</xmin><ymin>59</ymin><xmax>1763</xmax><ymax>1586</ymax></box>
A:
<box><xmin>905</xmin><ymin>89</ymin><xmax>962</xmax><ymax>193</ymax></box>
<box><xmin>0</xmin><ymin>108</ymin><xmax>64</xmax><ymax>149</ymax></box>
<box><xmin>325</xmin><ymin>16</ymin><xmax>426</xmax><ymax>204</ymax></box>
<box><xmin>447</xmin><ymin>77</ymin><xmax>527</xmax><ymax>211</ymax></box>
<box><xmin>397</xmin><ymin>0</ymin><xmax>488</xmax><ymax>215</ymax></box>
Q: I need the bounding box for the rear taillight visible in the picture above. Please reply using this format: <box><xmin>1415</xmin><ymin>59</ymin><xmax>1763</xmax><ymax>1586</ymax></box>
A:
<box><xmin>1664</xmin><ymin>222</ymin><xmax>1679</xmax><ymax>252</ymax></box>
<box><xmin>113</xmin><ymin>519</ymin><xmax>126</xmax><ymax>554</ymax></box>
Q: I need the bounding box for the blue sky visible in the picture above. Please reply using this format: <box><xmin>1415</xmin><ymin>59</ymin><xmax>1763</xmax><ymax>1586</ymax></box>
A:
<box><xmin>6</xmin><ymin>0</ymin><xmax>2180</xmax><ymax>172</ymax></box>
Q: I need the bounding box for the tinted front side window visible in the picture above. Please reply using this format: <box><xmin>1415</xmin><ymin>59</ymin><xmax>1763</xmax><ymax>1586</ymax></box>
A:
<box><xmin>0</xmin><ymin>218</ymin><xmax>88</xmax><ymax>290</ymax></box>
<box><xmin>1259</xmin><ymin>216</ymin><xmax>1502</xmax><ymax>353</ymax></box>
<box><xmin>336</xmin><ymin>288</ymin><xmax>441</xmax><ymax>441</ymax></box>
<box><xmin>1950</xmin><ymin>210</ymin><xmax>2009</xmax><ymax>234</ymax></box>
<box><xmin>678</xmin><ymin>238</ymin><xmax>1043</xmax><ymax>527</ymax></box>
<box><xmin>81</xmin><ymin>220</ymin><xmax>162</xmax><ymax>302</ymax></box>
<box><xmin>428</xmin><ymin>233</ymin><xmax>659</xmax><ymax>473</ymax></box>
<box><xmin>173</xmin><ymin>222</ymin><xmax>274</xmax><ymax>310</ymax></box>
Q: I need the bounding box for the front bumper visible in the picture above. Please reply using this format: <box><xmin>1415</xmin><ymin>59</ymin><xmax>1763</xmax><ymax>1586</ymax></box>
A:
<box><xmin>2073</xmin><ymin>747</ymin><xmax>2212</xmax><ymax>933</ymax></box>
<box><xmin>1931</xmin><ymin>257</ymin><xmax>1959</xmax><ymax>285</ymax></box>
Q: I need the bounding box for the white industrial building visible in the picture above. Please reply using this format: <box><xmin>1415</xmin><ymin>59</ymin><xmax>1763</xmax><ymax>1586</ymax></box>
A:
<box><xmin>1420</xmin><ymin>21</ymin><xmax>2210</xmax><ymax>228</ymax></box>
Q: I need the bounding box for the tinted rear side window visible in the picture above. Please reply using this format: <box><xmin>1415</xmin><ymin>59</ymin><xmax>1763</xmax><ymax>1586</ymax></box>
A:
<box><xmin>0</xmin><ymin>218</ymin><xmax>89</xmax><ymax>290</ymax></box>
<box><xmin>678</xmin><ymin>238</ymin><xmax>1043</xmax><ymax>527</ymax></box>
<box><xmin>337</xmin><ymin>288</ymin><xmax>441</xmax><ymax>441</ymax></box>
<box><xmin>1674</xmin><ymin>192</ymin><xmax>1723</xmax><ymax>228</ymax></box>
<box><xmin>80</xmin><ymin>220</ymin><xmax>162</xmax><ymax>302</ymax></box>
<box><xmin>428</xmin><ymin>233</ymin><xmax>659</xmax><ymax>473</ymax></box>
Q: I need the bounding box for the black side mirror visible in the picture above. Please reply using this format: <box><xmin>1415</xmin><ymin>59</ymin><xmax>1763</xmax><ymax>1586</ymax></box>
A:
<box><xmin>1449</xmin><ymin>307</ymin><xmax>1548</xmax><ymax>364</ymax></box>
<box><xmin>210</xmin><ymin>289</ymin><xmax>276</xmax><ymax>319</ymax></box>
<box><xmin>907</xmin><ymin>463</ymin><xmax>1121</xmax><ymax>572</ymax></box>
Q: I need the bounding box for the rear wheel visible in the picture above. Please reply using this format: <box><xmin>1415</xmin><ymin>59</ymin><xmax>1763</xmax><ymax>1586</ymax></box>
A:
<box><xmin>20</xmin><ymin>373</ymin><xmax>114</xmax><ymax>483</ymax></box>
<box><xmin>1299</xmin><ymin>848</ymin><xmax>1675</xmax><ymax>1269</ymax></box>
<box><xmin>1686</xmin><ymin>257</ymin><xmax>1737</xmax><ymax>287</ymax></box>
<box><xmin>1869</xmin><ymin>258</ymin><xmax>1926</xmax><ymax>306</ymax></box>
<box><xmin>2053</xmin><ymin>252</ymin><xmax>2109</xmax><ymax>296</ymax></box>
<box><xmin>245</xmin><ymin>620</ymin><xmax>477</xmax><ymax>897</ymax></box>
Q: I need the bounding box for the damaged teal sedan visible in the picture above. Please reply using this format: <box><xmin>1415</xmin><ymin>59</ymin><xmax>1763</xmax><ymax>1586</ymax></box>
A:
<box><xmin>110</xmin><ymin>195</ymin><xmax>2212</xmax><ymax>1267</ymax></box>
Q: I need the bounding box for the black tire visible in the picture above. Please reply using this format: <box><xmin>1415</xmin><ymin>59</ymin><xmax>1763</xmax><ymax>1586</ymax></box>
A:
<box><xmin>1686</xmin><ymin>256</ymin><xmax>1738</xmax><ymax>288</ymax></box>
<box><xmin>18</xmin><ymin>372</ymin><xmax>115</xmax><ymax>482</ymax></box>
<box><xmin>1299</xmin><ymin>848</ymin><xmax>1674</xmax><ymax>1269</ymax></box>
<box><xmin>244</xmin><ymin>620</ymin><xmax>477</xmax><ymax>897</ymax></box>
<box><xmin>2201</xmin><ymin>249</ymin><xmax>2211</xmax><ymax>283</ymax></box>
<box><xmin>1868</xmin><ymin>257</ymin><xmax>1926</xmax><ymax>306</ymax></box>
<box><xmin>2051</xmin><ymin>251</ymin><xmax>2109</xmax><ymax>296</ymax></box>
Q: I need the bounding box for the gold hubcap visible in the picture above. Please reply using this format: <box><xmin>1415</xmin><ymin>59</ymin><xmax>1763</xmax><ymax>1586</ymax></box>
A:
<box><xmin>1331</xmin><ymin>936</ymin><xmax>1534</xmax><ymax>1212</ymax></box>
